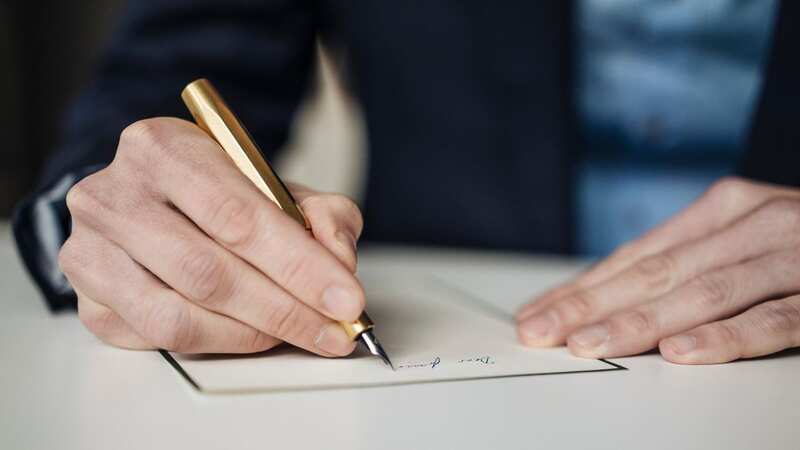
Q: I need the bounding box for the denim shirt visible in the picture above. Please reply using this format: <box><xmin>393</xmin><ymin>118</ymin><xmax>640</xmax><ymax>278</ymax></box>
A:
<box><xmin>575</xmin><ymin>0</ymin><xmax>778</xmax><ymax>256</ymax></box>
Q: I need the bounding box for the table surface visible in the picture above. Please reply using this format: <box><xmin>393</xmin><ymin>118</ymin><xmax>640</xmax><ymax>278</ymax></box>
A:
<box><xmin>1</xmin><ymin>223</ymin><xmax>798</xmax><ymax>450</ymax></box>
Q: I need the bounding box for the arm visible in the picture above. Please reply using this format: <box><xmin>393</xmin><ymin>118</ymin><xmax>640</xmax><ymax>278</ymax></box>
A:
<box><xmin>14</xmin><ymin>0</ymin><xmax>319</xmax><ymax>310</ymax></box>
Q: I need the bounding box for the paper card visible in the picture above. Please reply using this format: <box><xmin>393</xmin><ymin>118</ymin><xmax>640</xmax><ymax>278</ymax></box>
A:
<box><xmin>165</xmin><ymin>273</ymin><xmax>623</xmax><ymax>394</ymax></box>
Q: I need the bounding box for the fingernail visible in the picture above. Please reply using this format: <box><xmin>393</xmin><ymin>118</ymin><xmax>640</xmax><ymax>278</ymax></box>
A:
<box><xmin>664</xmin><ymin>334</ymin><xmax>696</xmax><ymax>355</ymax></box>
<box><xmin>322</xmin><ymin>286</ymin><xmax>360</xmax><ymax>320</ymax></box>
<box><xmin>315</xmin><ymin>324</ymin><xmax>355</xmax><ymax>356</ymax></box>
<box><xmin>521</xmin><ymin>314</ymin><xmax>554</xmax><ymax>341</ymax></box>
<box><xmin>570</xmin><ymin>324</ymin><xmax>609</xmax><ymax>350</ymax></box>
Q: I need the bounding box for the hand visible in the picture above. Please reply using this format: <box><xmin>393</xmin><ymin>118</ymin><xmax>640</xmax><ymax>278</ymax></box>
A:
<box><xmin>516</xmin><ymin>177</ymin><xmax>800</xmax><ymax>364</ymax></box>
<box><xmin>59</xmin><ymin>117</ymin><xmax>366</xmax><ymax>356</ymax></box>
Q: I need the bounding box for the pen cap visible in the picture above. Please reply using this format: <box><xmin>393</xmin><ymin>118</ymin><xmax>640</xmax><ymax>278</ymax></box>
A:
<box><xmin>181</xmin><ymin>78</ymin><xmax>374</xmax><ymax>342</ymax></box>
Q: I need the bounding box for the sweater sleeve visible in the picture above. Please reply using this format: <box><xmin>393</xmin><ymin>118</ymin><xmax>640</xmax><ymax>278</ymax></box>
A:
<box><xmin>13</xmin><ymin>0</ymin><xmax>320</xmax><ymax>310</ymax></box>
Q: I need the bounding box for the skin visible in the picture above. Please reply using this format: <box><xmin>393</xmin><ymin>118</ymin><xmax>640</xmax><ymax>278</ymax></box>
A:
<box><xmin>59</xmin><ymin>117</ymin><xmax>366</xmax><ymax>356</ymax></box>
<box><xmin>61</xmin><ymin>118</ymin><xmax>800</xmax><ymax>364</ymax></box>
<box><xmin>516</xmin><ymin>177</ymin><xmax>800</xmax><ymax>364</ymax></box>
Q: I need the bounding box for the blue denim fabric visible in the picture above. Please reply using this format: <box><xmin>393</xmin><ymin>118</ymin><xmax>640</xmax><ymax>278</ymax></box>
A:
<box><xmin>575</xmin><ymin>0</ymin><xmax>778</xmax><ymax>256</ymax></box>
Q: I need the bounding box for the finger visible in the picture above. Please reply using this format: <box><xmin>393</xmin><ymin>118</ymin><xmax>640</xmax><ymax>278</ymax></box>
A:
<box><xmin>75</xmin><ymin>289</ymin><xmax>153</xmax><ymax>350</ymax></box>
<box><xmin>69</xmin><ymin>182</ymin><xmax>358</xmax><ymax>357</ymax></box>
<box><xmin>518</xmin><ymin>198</ymin><xmax>800</xmax><ymax>347</ymax></box>
<box><xmin>126</xmin><ymin>204</ymin><xmax>356</xmax><ymax>355</ymax></box>
<box><xmin>566</xmin><ymin>249</ymin><xmax>800</xmax><ymax>358</ymax></box>
<box><xmin>62</xmin><ymin>235</ymin><xmax>153</xmax><ymax>350</ymax></box>
<box><xmin>280</xmin><ymin>183</ymin><xmax>363</xmax><ymax>272</ymax></box>
<box><xmin>515</xmin><ymin>283</ymin><xmax>577</xmax><ymax>322</ymax></box>
<box><xmin>115</xmin><ymin>118</ymin><xmax>365</xmax><ymax>321</ymax></box>
<box><xmin>296</xmin><ymin>191</ymin><xmax>363</xmax><ymax>273</ymax></box>
<box><xmin>59</xmin><ymin>227</ymin><xmax>286</xmax><ymax>354</ymax></box>
<box><xmin>659</xmin><ymin>296</ymin><xmax>800</xmax><ymax>364</ymax></box>
<box><xmin>516</xmin><ymin>178</ymin><xmax>800</xmax><ymax>322</ymax></box>
<box><xmin>574</xmin><ymin>178</ymin><xmax>800</xmax><ymax>285</ymax></box>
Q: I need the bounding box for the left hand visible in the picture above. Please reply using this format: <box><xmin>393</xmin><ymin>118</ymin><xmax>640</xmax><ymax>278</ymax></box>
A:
<box><xmin>516</xmin><ymin>177</ymin><xmax>800</xmax><ymax>364</ymax></box>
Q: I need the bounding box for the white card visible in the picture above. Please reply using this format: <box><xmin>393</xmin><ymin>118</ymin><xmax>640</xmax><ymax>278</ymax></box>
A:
<box><xmin>165</xmin><ymin>273</ymin><xmax>622</xmax><ymax>394</ymax></box>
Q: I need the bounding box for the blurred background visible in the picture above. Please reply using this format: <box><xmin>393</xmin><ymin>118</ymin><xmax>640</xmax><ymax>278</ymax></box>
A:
<box><xmin>1</xmin><ymin>1</ymin><xmax>119</xmax><ymax>218</ymax></box>
<box><xmin>0</xmin><ymin>0</ymin><xmax>366</xmax><ymax>219</ymax></box>
<box><xmin>1</xmin><ymin>1</ymin><xmax>777</xmax><ymax>257</ymax></box>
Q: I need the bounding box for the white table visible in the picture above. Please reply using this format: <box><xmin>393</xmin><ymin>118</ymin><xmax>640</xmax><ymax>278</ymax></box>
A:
<box><xmin>1</xmin><ymin>222</ymin><xmax>798</xmax><ymax>450</ymax></box>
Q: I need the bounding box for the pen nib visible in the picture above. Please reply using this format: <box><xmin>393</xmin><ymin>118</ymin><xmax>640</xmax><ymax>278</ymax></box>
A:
<box><xmin>360</xmin><ymin>330</ymin><xmax>395</xmax><ymax>371</ymax></box>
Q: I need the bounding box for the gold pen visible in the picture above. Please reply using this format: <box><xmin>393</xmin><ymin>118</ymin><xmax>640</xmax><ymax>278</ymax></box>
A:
<box><xmin>181</xmin><ymin>79</ymin><xmax>393</xmax><ymax>369</ymax></box>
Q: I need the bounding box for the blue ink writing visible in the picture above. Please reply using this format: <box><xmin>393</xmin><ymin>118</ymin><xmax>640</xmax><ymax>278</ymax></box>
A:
<box><xmin>397</xmin><ymin>357</ymin><xmax>442</xmax><ymax>370</ymax></box>
<box><xmin>457</xmin><ymin>356</ymin><xmax>495</xmax><ymax>365</ymax></box>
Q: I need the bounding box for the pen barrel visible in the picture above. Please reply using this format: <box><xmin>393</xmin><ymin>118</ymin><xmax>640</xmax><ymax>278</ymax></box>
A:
<box><xmin>181</xmin><ymin>78</ymin><xmax>375</xmax><ymax>343</ymax></box>
<box><xmin>181</xmin><ymin>78</ymin><xmax>309</xmax><ymax>228</ymax></box>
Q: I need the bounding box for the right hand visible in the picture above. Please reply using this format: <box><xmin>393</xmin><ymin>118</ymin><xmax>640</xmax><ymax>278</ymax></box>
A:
<box><xmin>59</xmin><ymin>117</ymin><xmax>366</xmax><ymax>356</ymax></box>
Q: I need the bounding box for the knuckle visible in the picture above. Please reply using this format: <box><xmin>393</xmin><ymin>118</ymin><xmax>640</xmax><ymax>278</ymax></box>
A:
<box><xmin>752</xmin><ymin>300</ymin><xmax>800</xmax><ymax>336</ymax></box>
<box><xmin>706</xmin><ymin>176</ymin><xmax>751</xmax><ymax>205</ymax></box>
<box><xmin>276</xmin><ymin>253</ymin><xmax>315</xmax><ymax>290</ymax></box>
<box><xmin>178</xmin><ymin>249</ymin><xmax>233</xmax><ymax>306</ymax></box>
<box><xmin>65</xmin><ymin>172</ymin><xmax>108</xmax><ymax>218</ymax></box>
<box><xmin>206</xmin><ymin>194</ymin><xmax>260</xmax><ymax>248</ymax></box>
<box><xmin>118</xmin><ymin>119</ymin><xmax>167</xmax><ymax>165</ymax></box>
<box><xmin>64</xmin><ymin>184</ymin><xmax>85</xmax><ymax>216</ymax></box>
<box><xmin>117</xmin><ymin>118</ymin><xmax>196</xmax><ymax>174</ymax></box>
<box><xmin>58</xmin><ymin>237</ymin><xmax>82</xmax><ymax>277</ymax></box>
<box><xmin>759</xmin><ymin>197</ymin><xmax>800</xmax><ymax>230</ymax></box>
<box><xmin>142</xmin><ymin>302</ymin><xmax>197</xmax><ymax>351</ymax></box>
<box><xmin>553</xmin><ymin>291</ymin><xmax>594</xmax><ymax>324</ymax></box>
<box><xmin>120</xmin><ymin>118</ymin><xmax>167</xmax><ymax>151</ymax></box>
<box><xmin>614</xmin><ymin>308</ymin><xmax>656</xmax><ymax>335</ymax></box>
<box><xmin>78</xmin><ymin>303</ymin><xmax>118</xmax><ymax>336</ymax></box>
<box><xmin>691</xmin><ymin>273</ymin><xmax>733</xmax><ymax>311</ymax></box>
<box><xmin>632</xmin><ymin>253</ymin><xmax>676</xmax><ymax>291</ymax></box>
<box><xmin>709</xmin><ymin>321</ymin><xmax>742</xmax><ymax>346</ymax></box>
<box><xmin>263</xmin><ymin>300</ymin><xmax>303</xmax><ymax>339</ymax></box>
<box><xmin>68</xmin><ymin>169</ymin><xmax>154</xmax><ymax>224</ymax></box>
<box><xmin>241</xmin><ymin>330</ymin><xmax>278</xmax><ymax>353</ymax></box>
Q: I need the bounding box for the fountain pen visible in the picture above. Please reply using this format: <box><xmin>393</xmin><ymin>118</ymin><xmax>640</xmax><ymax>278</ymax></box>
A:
<box><xmin>181</xmin><ymin>78</ymin><xmax>394</xmax><ymax>369</ymax></box>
